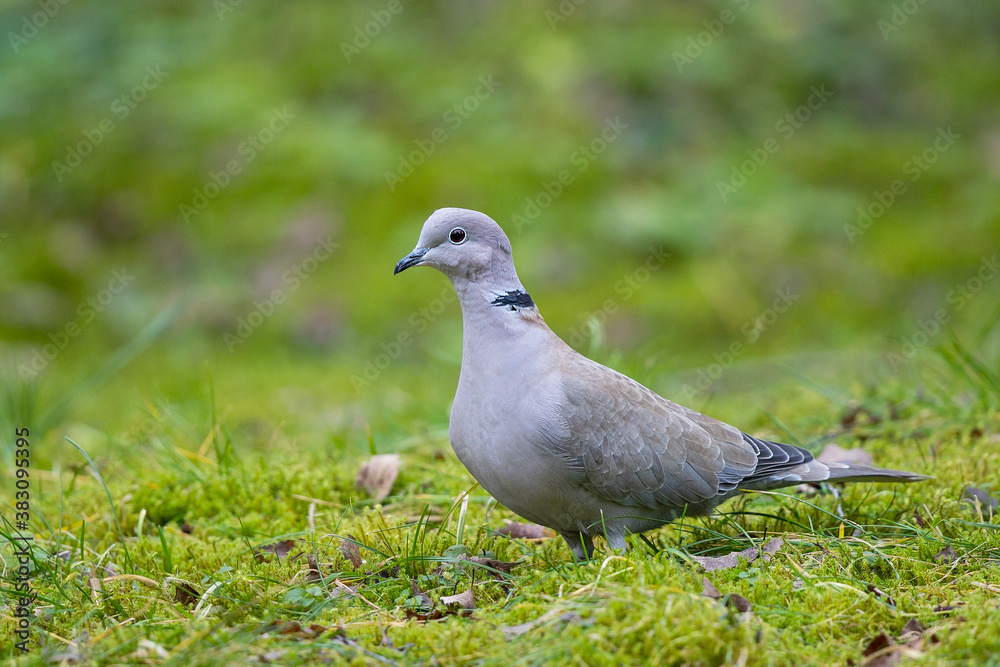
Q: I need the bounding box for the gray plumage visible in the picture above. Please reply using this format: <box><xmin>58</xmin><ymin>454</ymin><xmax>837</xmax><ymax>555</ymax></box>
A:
<box><xmin>394</xmin><ymin>208</ymin><xmax>928</xmax><ymax>560</ymax></box>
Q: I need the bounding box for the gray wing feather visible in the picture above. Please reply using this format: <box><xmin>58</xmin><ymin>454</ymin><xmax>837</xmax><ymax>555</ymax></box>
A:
<box><xmin>545</xmin><ymin>355</ymin><xmax>760</xmax><ymax>510</ymax></box>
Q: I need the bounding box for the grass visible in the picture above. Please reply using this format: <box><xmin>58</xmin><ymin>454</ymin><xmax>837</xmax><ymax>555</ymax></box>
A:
<box><xmin>2</xmin><ymin>336</ymin><xmax>1000</xmax><ymax>666</ymax></box>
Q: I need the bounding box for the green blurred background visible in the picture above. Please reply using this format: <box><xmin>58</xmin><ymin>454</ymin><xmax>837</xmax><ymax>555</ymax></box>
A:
<box><xmin>2</xmin><ymin>0</ymin><xmax>999</xmax><ymax>464</ymax></box>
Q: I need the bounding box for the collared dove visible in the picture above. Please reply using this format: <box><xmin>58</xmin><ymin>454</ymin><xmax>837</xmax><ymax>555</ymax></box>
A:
<box><xmin>394</xmin><ymin>208</ymin><xmax>928</xmax><ymax>560</ymax></box>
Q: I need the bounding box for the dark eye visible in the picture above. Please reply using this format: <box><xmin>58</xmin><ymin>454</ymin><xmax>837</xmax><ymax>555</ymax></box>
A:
<box><xmin>449</xmin><ymin>227</ymin><xmax>467</xmax><ymax>244</ymax></box>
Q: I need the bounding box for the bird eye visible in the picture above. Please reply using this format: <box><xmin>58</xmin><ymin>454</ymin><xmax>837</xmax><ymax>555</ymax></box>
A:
<box><xmin>449</xmin><ymin>227</ymin><xmax>467</xmax><ymax>244</ymax></box>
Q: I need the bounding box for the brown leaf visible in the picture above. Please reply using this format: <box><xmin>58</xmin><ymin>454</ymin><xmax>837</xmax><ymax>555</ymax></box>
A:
<box><xmin>464</xmin><ymin>555</ymin><xmax>520</xmax><ymax>577</ymax></box>
<box><xmin>497</xmin><ymin>522</ymin><xmax>555</xmax><ymax>540</ymax></box>
<box><xmin>172</xmin><ymin>581</ymin><xmax>200</xmax><ymax>606</ymax></box>
<box><xmin>270</xmin><ymin>621</ymin><xmax>329</xmax><ymax>640</ymax></box>
<box><xmin>933</xmin><ymin>545</ymin><xmax>957</xmax><ymax>564</ymax></box>
<box><xmin>329</xmin><ymin>582</ymin><xmax>358</xmax><ymax>600</ymax></box>
<box><xmin>355</xmin><ymin>454</ymin><xmax>400</xmax><ymax>501</ymax></box>
<box><xmin>899</xmin><ymin>618</ymin><xmax>924</xmax><ymax>642</ymax></box>
<box><xmin>341</xmin><ymin>535</ymin><xmax>363</xmax><ymax>569</ymax></box>
<box><xmin>305</xmin><ymin>554</ymin><xmax>323</xmax><ymax>582</ymax></box>
<box><xmin>692</xmin><ymin>538</ymin><xmax>783</xmax><ymax>572</ymax></box>
<box><xmin>701</xmin><ymin>577</ymin><xmax>722</xmax><ymax>600</ymax></box>
<box><xmin>255</xmin><ymin>539</ymin><xmax>296</xmax><ymax>562</ymax></box>
<box><xmin>410</xmin><ymin>580</ymin><xmax>432</xmax><ymax>610</ymax></box>
<box><xmin>913</xmin><ymin>509</ymin><xmax>925</xmax><ymax>528</ymax></box>
<box><xmin>405</xmin><ymin>608</ymin><xmax>446</xmax><ymax>621</ymax></box>
<box><xmin>866</xmin><ymin>584</ymin><xmax>897</xmax><ymax>608</ymax></box>
<box><xmin>692</xmin><ymin>546</ymin><xmax>754</xmax><ymax>572</ymax></box>
<box><xmin>725</xmin><ymin>593</ymin><xmax>752</xmax><ymax>613</ymax></box>
<box><xmin>372</xmin><ymin>564</ymin><xmax>400</xmax><ymax>578</ymax></box>
<box><xmin>761</xmin><ymin>537</ymin><xmax>783</xmax><ymax>559</ymax></box>
<box><xmin>840</xmin><ymin>403</ymin><xmax>882</xmax><ymax>429</ymax></box>
<box><xmin>862</xmin><ymin>632</ymin><xmax>896</xmax><ymax>664</ymax></box>
<box><xmin>441</xmin><ymin>588</ymin><xmax>476</xmax><ymax>610</ymax></box>
<box><xmin>278</xmin><ymin>621</ymin><xmax>302</xmax><ymax>635</ymax></box>
<box><xmin>961</xmin><ymin>486</ymin><xmax>999</xmax><ymax>509</ymax></box>
<box><xmin>818</xmin><ymin>444</ymin><xmax>874</xmax><ymax>467</ymax></box>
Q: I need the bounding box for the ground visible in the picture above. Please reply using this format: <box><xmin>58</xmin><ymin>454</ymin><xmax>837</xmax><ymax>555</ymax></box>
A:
<box><xmin>3</xmin><ymin>343</ymin><xmax>999</xmax><ymax>666</ymax></box>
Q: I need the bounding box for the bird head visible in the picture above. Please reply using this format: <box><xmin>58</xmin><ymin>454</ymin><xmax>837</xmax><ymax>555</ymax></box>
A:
<box><xmin>394</xmin><ymin>208</ymin><xmax>517</xmax><ymax>284</ymax></box>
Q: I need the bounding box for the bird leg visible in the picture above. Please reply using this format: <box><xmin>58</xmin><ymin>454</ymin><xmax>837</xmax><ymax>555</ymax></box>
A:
<box><xmin>561</xmin><ymin>531</ymin><xmax>595</xmax><ymax>561</ymax></box>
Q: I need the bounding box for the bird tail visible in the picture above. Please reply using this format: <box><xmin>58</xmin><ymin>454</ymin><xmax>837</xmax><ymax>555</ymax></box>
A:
<box><xmin>823</xmin><ymin>463</ymin><xmax>930</xmax><ymax>483</ymax></box>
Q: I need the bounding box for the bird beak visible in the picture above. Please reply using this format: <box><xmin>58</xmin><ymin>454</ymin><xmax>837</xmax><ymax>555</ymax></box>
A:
<box><xmin>394</xmin><ymin>247</ymin><xmax>429</xmax><ymax>275</ymax></box>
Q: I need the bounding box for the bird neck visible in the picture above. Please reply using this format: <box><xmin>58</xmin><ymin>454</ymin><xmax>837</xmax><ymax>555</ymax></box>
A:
<box><xmin>450</xmin><ymin>277</ymin><xmax>551</xmax><ymax>352</ymax></box>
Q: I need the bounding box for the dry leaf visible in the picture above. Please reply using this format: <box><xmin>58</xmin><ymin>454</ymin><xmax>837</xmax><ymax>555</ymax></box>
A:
<box><xmin>725</xmin><ymin>593</ymin><xmax>752</xmax><ymax>613</ymax></box>
<box><xmin>405</xmin><ymin>608</ymin><xmax>447</xmax><ymax>621</ymax></box>
<box><xmin>341</xmin><ymin>535</ymin><xmax>363</xmax><ymax>569</ymax></box>
<box><xmin>355</xmin><ymin>454</ymin><xmax>400</xmax><ymax>501</ymax></box>
<box><xmin>899</xmin><ymin>618</ymin><xmax>924</xmax><ymax>641</ymax></box>
<box><xmin>692</xmin><ymin>538</ymin><xmax>783</xmax><ymax>572</ymax></box>
<box><xmin>172</xmin><ymin>581</ymin><xmax>200</xmax><ymax>606</ymax></box>
<box><xmin>277</xmin><ymin>621</ymin><xmax>301</xmax><ymax>634</ymax></box>
<box><xmin>933</xmin><ymin>545</ymin><xmax>957</xmax><ymax>564</ymax></box>
<box><xmin>410</xmin><ymin>580</ymin><xmax>433</xmax><ymax>610</ymax></box>
<box><xmin>259</xmin><ymin>650</ymin><xmax>286</xmax><ymax>663</ymax></box>
<box><xmin>305</xmin><ymin>554</ymin><xmax>323</xmax><ymax>582</ymax></box>
<box><xmin>439</xmin><ymin>554</ymin><xmax>519</xmax><ymax>579</ymax></box>
<box><xmin>269</xmin><ymin>621</ymin><xmax>329</xmax><ymax>640</ymax></box>
<box><xmin>441</xmin><ymin>588</ymin><xmax>476</xmax><ymax>610</ymax></box>
<box><xmin>961</xmin><ymin>486</ymin><xmax>999</xmax><ymax>509</ymax></box>
<box><xmin>862</xmin><ymin>632</ymin><xmax>900</xmax><ymax>667</ymax></box>
<box><xmin>818</xmin><ymin>443</ymin><xmax>874</xmax><ymax>467</ymax></box>
<box><xmin>255</xmin><ymin>539</ymin><xmax>296</xmax><ymax>562</ymax></box>
<box><xmin>502</xmin><ymin>620</ymin><xmax>536</xmax><ymax>640</ymax></box>
<box><xmin>761</xmin><ymin>537</ymin><xmax>783</xmax><ymax>558</ymax></box>
<box><xmin>497</xmin><ymin>522</ymin><xmax>555</xmax><ymax>540</ymax></box>
<box><xmin>866</xmin><ymin>584</ymin><xmax>897</xmax><ymax>608</ymax></box>
<box><xmin>500</xmin><ymin>610</ymin><xmax>584</xmax><ymax>640</ymax></box>
<box><xmin>329</xmin><ymin>582</ymin><xmax>358</xmax><ymax>600</ymax></box>
<box><xmin>913</xmin><ymin>509</ymin><xmax>925</xmax><ymax>528</ymax></box>
<box><xmin>700</xmin><ymin>577</ymin><xmax>751</xmax><ymax>612</ymax></box>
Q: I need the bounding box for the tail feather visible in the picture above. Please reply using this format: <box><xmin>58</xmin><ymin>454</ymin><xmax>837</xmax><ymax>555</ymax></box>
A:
<box><xmin>823</xmin><ymin>463</ymin><xmax>930</xmax><ymax>483</ymax></box>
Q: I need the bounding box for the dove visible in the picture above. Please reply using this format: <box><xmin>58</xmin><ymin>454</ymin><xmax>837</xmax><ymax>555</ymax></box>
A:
<box><xmin>394</xmin><ymin>208</ymin><xmax>928</xmax><ymax>560</ymax></box>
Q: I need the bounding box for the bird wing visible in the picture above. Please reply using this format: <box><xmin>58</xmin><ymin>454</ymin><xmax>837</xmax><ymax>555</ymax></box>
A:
<box><xmin>537</xmin><ymin>354</ymin><xmax>766</xmax><ymax>509</ymax></box>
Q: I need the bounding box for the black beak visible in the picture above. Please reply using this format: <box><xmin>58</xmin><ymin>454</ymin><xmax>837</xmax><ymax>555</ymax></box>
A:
<box><xmin>394</xmin><ymin>247</ymin><xmax>429</xmax><ymax>275</ymax></box>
